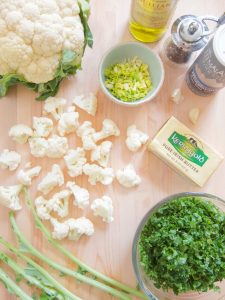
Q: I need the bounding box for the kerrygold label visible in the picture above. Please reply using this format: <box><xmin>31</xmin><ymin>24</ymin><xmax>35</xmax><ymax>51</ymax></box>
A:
<box><xmin>148</xmin><ymin>116</ymin><xmax>223</xmax><ymax>187</ymax></box>
<box><xmin>168</xmin><ymin>131</ymin><xmax>208</xmax><ymax>167</ymax></box>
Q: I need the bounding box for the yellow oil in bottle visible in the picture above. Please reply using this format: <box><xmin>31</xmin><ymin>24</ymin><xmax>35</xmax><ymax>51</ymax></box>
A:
<box><xmin>129</xmin><ymin>0</ymin><xmax>178</xmax><ymax>43</ymax></box>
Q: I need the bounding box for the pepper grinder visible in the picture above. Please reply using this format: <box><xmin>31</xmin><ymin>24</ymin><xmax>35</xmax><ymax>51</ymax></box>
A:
<box><xmin>162</xmin><ymin>15</ymin><xmax>218</xmax><ymax>65</ymax></box>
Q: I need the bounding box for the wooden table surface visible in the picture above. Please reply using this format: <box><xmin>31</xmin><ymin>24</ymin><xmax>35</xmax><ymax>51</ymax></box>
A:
<box><xmin>0</xmin><ymin>0</ymin><xmax>225</xmax><ymax>299</ymax></box>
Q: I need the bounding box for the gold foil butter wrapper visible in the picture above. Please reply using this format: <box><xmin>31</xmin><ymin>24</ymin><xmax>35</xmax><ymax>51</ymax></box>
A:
<box><xmin>148</xmin><ymin>116</ymin><xmax>224</xmax><ymax>187</ymax></box>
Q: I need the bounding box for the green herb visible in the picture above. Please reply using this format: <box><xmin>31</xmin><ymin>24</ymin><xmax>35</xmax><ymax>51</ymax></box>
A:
<box><xmin>104</xmin><ymin>57</ymin><xmax>152</xmax><ymax>102</ymax></box>
<box><xmin>139</xmin><ymin>196</ymin><xmax>225</xmax><ymax>295</ymax></box>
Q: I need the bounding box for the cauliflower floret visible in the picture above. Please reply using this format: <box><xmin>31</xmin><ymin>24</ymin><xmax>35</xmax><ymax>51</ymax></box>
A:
<box><xmin>65</xmin><ymin>217</ymin><xmax>94</xmax><ymax>241</ymax></box>
<box><xmin>189</xmin><ymin>108</ymin><xmax>200</xmax><ymax>124</ymax></box>
<box><xmin>17</xmin><ymin>166</ymin><xmax>42</xmax><ymax>186</ymax></box>
<box><xmin>46</xmin><ymin>189</ymin><xmax>71</xmax><ymax>218</ymax></box>
<box><xmin>93</xmin><ymin>119</ymin><xmax>120</xmax><ymax>143</ymax></box>
<box><xmin>9</xmin><ymin>124</ymin><xmax>33</xmax><ymax>144</ymax></box>
<box><xmin>83</xmin><ymin>164</ymin><xmax>114</xmax><ymax>185</ymax></box>
<box><xmin>0</xmin><ymin>149</ymin><xmax>21</xmax><ymax>171</ymax></box>
<box><xmin>57</xmin><ymin>110</ymin><xmax>79</xmax><ymax>136</ymax></box>
<box><xmin>73</xmin><ymin>93</ymin><xmax>97</xmax><ymax>116</ymax></box>
<box><xmin>0</xmin><ymin>185</ymin><xmax>22</xmax><ymax>211</ymax></box>
<box><xmin>116</xmin><ymin>164</ymin><xmax>141</xmax><ymax>188</ymax></box>
<box><xmin>90</xmin><ymin>141</ymin><xmax>112</xmax><ymax>167</ymax></box>
<box><xmin>50</xmin><ymin>218</ymin><xmax>69</xmax><ymax>240</ymax></box>
<box><xmin>33</xmin><ymin>117</ymin><xmax>53</xmax><ymax>137</ymax></box>
<box><xmin>76</xmin><ymin>121</ymin><xmax>96</xmax><ymax>150</ymax></box>
<box><xmin>64</xmin><ymin>148</ymin><xmax>86</xmax><ymax>177</ymax></box>
<box><xmin>43</xmin><ymin>97</ymin><xmax>67</xmax><ymax>120</ymax></box>
<box><xmin>37</xmin><ymin>164</ymin><xmax>64</xmax><ymax>195</ymax></box>
<box><xmin>66</xmin><ymin>181</ymin><xmax>89</xmax><ymax>209</ymax></box>
<box><xmin>35</xmin><ymin>196</ymin><xmax>51</xmax><ymax>220</ymax></box>
<box><xmin>91</xmin><ymin>196</ymin><xmax>113</xmax><ymax>223</ymax></box>
<box><xmin>47</xmin><ymin>134</ymin><xmax>68</xmax><ymax>158</ymax></box>
<box><xmin>126</xmin><ymin>125</ymin><xmax>149</xmax><ymax>152</ymax></box>
<box><xmin>29</xmin><ymin>137</ymin><xmax>48</xmax><ymax>157</ymax></box>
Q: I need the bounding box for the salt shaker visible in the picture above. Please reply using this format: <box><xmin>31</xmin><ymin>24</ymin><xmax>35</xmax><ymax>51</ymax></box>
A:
<box><xmin>162</xmin><ymin>15</ymin><xmax>218</xmax><ymax>65</ymax></box>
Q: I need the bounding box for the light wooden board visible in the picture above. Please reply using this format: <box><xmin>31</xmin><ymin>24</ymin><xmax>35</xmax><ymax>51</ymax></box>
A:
<box><xmin>0</xmin><ymin>0</ymin><xmax>225</xmax><ymax>299</ymax></box>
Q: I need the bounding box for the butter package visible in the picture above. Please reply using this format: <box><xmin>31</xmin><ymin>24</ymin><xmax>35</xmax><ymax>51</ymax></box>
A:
<box><xmin>148</xmin><ymin>116</ymin><xmax>224</xmax><ymax>187</ymax></box>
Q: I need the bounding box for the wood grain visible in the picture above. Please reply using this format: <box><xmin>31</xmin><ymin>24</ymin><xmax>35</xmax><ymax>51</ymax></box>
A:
<box><xmin>0</xmin><ymin>0</ymin><xmax>225</xmax><ymax>299</ymax></box>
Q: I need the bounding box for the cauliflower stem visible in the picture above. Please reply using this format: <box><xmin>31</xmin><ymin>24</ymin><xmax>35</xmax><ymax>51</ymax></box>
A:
<box><xmin>0</xmin><ymin>246</ymin><xmax>80</xmax><ymax>300</ymax></box>
<box><xmin>0</xmin><ymin>267</ymin><xmax>33</xmax><ymax>300</ymax></box>
<box><xmin>0</xmin><ymin>188</ymin><xmax>148</xmax><ymax>300</ymax></box>
<box><xmin>7</xmin><ymin>212</ymin><xmax>132</xmax><ymax>300</ymax></box>
<box><xmin>0</xmin><ymin>0</ymin><xmax>93</xmax><ymax>101</ymax></box>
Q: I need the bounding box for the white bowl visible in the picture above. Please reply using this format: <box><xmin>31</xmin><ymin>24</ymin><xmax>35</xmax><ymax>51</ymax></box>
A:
<box><xmin>99</xmin><ymin>42</ymin><xmax>165</xmax><ymax>107</ymax></box>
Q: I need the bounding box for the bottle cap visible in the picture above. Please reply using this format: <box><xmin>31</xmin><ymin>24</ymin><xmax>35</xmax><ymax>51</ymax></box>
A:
<box><xmin>171</xmin><ymin>15</ymin><xmax>211</xmax><ymax>51</ymax></box>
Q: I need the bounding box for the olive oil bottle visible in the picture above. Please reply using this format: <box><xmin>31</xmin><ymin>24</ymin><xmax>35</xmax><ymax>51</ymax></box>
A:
<box><xmin>129</xmin><ymin>0</ymin><xmax>178</xmax><ymax>42</ymax></box>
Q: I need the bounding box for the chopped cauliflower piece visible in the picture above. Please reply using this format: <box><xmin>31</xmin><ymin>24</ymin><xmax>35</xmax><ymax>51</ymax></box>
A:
<box><xmin>189</xmin><ymin>108</ymin><xmax>200</xmax><ymax>124</ymax></box>
<box><xmin>91</xmin><ymin>141</ymin><xmax>112</xmax><ymax>167</ymax></box>
<box><xmin>0</xmin><ymin>185</ymin><xmax>22</xmax><ymax>211</ymax></box>
<box><xmin>17</xmin><ymin>166</ymin><xmax>42</xmax><ymax>186</ymax></box>
<box><xmin>73</xmin><ymin>93</ymin><xmax>97</xmax><ymax>116</ymax></box>
<box><xmin>91</xmin><ymin>196</ymin><xmax>113</xmax><ymax>223</ymax></box>
<box><xmin>0</xmin><ymin>149</ymin><xmax>21</xmax><ymax>171</ymax></box>
<box><xmin>50</xmin><ymin>218</ymin><xmax>69</xmax><ymax>240</ymax></box>
<box><xmin>33</xmin><ymin>117</ymin><xmax>53</xmax><ymax>138</ymax></box>
<box><xmin>76</xmin><ymin>121</ymin><xmax>96</xmax><ymax>150</ymax></box>
<box><xmin>58</xmin><ymin>110</ymin><xmax>79</xmax><ymax>136</ymax></box>
<box><xmin>66</xmin><ymin>181</ymin><xmax>89</xmax><ymax>209</ymax></box>
<box><xmin>35</xmin><ymin>196</ymin><xmax>51</xmax><ymax>220</ymax></box>
<box><xmin>37</xmin><ymin>164</ymin><xmax>64</xmax><ymax>195</ymax></box>
<box><xmin>47</xmin><ymin>135</ymin><xmax>68</xmax><ymax>158</ymax></box>
<box><xmin>126</xmin><ymin>125</ymin><xmax>149</xmax><ymax>152</ymax></box>
<box><xmin>46</xmin><ymin>189</ymin><xmax>71</xmax><ymax>218</ymax></box>
<box><xmin>29</xmin><ymin>137</ymin><xmax>48</xmax><ymax>158</ymax></box>
<box><xmin>43</xmin><ymin>97</ymin><xmax>67</xmax><ymax>120</ymax></box>
<box><xmin>116</xmin><ymin>164</ymin><xmax>141</xmax><ymax>188</ymax></box>
<box><xmin>64</xmin><ymin>148</ymin><xmax>86</xmax><ymax>177</ymax></box>
<box><xmin>171</xmin><ymin>88</ymin><xmax>184</xmax><ymax>104</ymax></box>
<box><xmin>83</xmin><ymin>163</ymin><xmax>114</xmax><ymax>185</ymax></box>
<box><xmin>65</xmin><ymin>217</ymin><xmax>94</xmax><ymax>241</ymax></box>
<box><xmin>93</xmin><ymin>119</ymin><xmax>120</xmax><ymax>143</ymax></box>
<box><xmin>9</xmin><ymin>124</ymin><xmax>33</xmax><ymax>144</ymax></box>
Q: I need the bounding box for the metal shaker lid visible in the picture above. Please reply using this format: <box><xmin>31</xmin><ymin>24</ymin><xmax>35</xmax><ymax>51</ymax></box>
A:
<box><xmin>171</xmin><ymin>15</ymin><xmax>211</xmax><ymax>51</ymax></box>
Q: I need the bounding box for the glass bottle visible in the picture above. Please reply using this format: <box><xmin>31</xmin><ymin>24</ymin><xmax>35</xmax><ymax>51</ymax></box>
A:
<box><xmin>129</xmin><ymin>0</ymin><xmax>178</xmax><ymax>43</ymax></box>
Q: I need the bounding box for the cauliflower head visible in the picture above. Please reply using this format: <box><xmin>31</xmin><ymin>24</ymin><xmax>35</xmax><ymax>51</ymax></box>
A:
<box><xmin>0</xmin><ymin>0</ymin><xmax>92</xmax><ymax>100</ymax></box>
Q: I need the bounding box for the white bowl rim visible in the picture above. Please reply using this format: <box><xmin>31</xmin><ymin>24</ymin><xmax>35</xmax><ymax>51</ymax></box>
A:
<box><xmin>98</xmin><ymin>41</ymin><xmax>165</xmax><ymax>107</ymax></box>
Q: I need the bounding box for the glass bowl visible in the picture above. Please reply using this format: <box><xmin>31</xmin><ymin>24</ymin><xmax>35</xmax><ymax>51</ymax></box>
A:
<box><xmin>132</xmin><ymin>192</ymin><xmax>225</xmax><ymax>300</ymax></box>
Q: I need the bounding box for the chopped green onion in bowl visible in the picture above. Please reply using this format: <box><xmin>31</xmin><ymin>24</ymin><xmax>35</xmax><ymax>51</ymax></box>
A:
<box><xmin>104</xmin><ymin>57</ymin><xmax>153</xmax><ymax>102</ymax></box>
